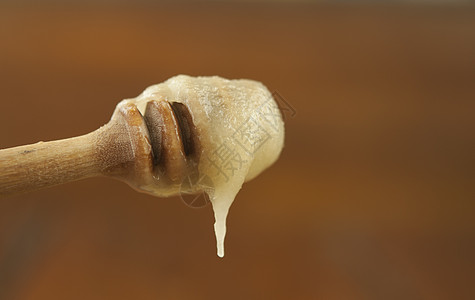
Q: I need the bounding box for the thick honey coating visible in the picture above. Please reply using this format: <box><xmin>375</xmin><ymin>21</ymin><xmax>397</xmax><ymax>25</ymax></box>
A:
<box><xmin>124</xmin><ymin>75</ymin><xmax>285</xmax><ymax>257</ymax></box>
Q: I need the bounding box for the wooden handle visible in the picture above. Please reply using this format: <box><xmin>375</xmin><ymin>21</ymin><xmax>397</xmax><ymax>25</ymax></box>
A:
<box><xmin>0</xmin><ymin>102</ymin><xmax>154</xmax><ymax>198</ymax></box>
<box><xmin>0</xmin><ymin>131</ymin><xmax>102</xmax><ymax>197</ymax></box>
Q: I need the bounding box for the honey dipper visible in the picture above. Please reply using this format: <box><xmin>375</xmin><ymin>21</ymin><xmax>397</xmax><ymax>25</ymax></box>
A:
<box><xmin>0</xmin><ymin>75</ymin><xmax>285</xmax><ymax>257</ymax></box>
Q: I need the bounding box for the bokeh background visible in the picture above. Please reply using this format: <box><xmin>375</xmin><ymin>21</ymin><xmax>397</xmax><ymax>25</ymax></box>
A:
<box><xmin>1</xmin><ymin>0</ymin><xmax>475</xmax><ymax>299</ymax></box>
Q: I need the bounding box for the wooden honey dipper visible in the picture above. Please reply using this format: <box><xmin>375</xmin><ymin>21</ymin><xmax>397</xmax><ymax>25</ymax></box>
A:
<box><xmin>0</xmin><ymin>75</ymin><xmax>285</xmax><ymax>257</ymax></box>
<box><xmin>0</xmin><ymin>99</ymin><xmax>198</xmax><ymax>197</ymax></box>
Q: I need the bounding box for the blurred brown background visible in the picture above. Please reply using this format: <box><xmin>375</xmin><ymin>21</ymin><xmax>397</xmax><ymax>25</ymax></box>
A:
<box><xmin>1</xmin><ymin>1</ymin><xmax>475</xmax><ymax>299</ymax></box>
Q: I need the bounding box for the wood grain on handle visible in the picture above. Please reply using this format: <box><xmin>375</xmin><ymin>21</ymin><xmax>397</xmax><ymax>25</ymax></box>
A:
<box><xmin>0</xmin><ymin>132</ymin><xmax>102</xmax><ymax>197</ymax></box>
<box><xmin>0</xmin><ymin>102</ymin><xmax>154</xmax><ymax>198</ymax></box>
